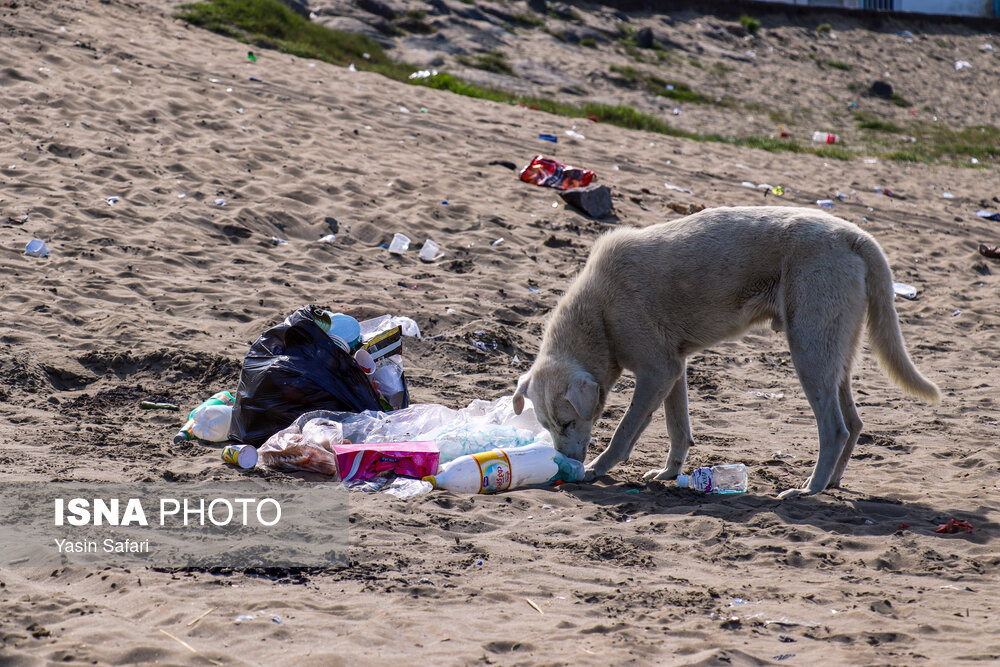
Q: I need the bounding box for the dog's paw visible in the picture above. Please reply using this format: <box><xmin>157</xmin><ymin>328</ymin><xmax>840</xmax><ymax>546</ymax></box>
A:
<box><xmin>642</xmin><ymin>468</ymin><xmax>677</xmax><ymax>482</ymax></box>
<box><xmin>583</xmin><ymin>467</ymin><xmax>601</xmax><ymax>483</ymax></box>
<box><xmin>777</xmin><ymin>487</ymin><xmax>806</xmax><ymax>500</ymax></box>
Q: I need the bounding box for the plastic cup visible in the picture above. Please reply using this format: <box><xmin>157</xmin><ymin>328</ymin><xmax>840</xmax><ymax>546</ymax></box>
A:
<box><xmin>419</xmin><ymin>239</ymin><xmax>440</xmax><ymax>261</ymax></box>
<box><xmin>388</xmin><ymin>233</ymin><xmax>411</xmax><ymax>254</ymax></box>
<box><xmin>354</xmin><ymin>348</ymin><xmax>375</xmax><ymax>374</ymax></box>
<box><xmin>221</xmin><ymin>444</ymin><xmax>258</xmax><ymax>469</ymax></box>
<box><xmin>25</xmin><ymin>239</ymin><xmax>49</xmax><ymax>257</ymax></box>
<box><xmin>328</xmin><ymin>313</ymin><xmax>361</xmax><ymax>351</ymax></box>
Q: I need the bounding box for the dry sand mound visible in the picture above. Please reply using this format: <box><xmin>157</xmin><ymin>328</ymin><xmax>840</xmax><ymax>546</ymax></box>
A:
<box><xmin>1</xmin><ymin>0</ymin><xmax>998</xmax><ymax>664</ymax></box>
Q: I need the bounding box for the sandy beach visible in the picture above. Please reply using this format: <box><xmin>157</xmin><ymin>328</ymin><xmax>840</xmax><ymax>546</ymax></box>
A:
<box><xmin>1</xmin><ymin>0</ymin><xmax>999</xmax><ymax>664</ymax></box>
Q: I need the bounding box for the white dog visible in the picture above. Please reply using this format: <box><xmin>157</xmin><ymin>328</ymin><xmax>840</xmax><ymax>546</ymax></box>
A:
<box><xmin>513</xmin><ymin>206</ymin><xmax>939</xmax><ymax>497</ymax></box>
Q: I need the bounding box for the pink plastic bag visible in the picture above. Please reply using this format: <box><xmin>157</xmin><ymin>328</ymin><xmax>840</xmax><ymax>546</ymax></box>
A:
<box><xmin>333</xmin><ymin>442</ymin><xmax>440</xmax><ymax>482</ymax></box>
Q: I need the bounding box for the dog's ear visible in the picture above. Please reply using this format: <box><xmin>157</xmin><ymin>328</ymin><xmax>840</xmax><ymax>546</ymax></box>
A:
<box><xmin>512</xmin><ymin>372</ymin><xmax>531</xmax><ymax>415</ymax></box>
<box><xmin>565</xmin><ymin>372</ymin><xmax>600</xmax><ymax>421</ymax></box>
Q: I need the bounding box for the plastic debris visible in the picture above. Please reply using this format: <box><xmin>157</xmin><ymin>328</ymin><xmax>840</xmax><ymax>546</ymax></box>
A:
<box><xmin>943</xmin><ymin>192</ymin><xmax>955</xmax><ymax>199</ymax></box>
<box><xmin>214</xmin><ymin>198</ymin><xmax>227</xmax><ymax>206</ymax></box>
<box><xmin>565</xmin><ymin>130</ymin><xmax>585</xmax><ymax>140</ymax></box>
<box><xmin>319</xmin><ymin>234</ymin><xmax>336</xmax><ymax>243</ymax></box>
<box><xmin>538</xmin><ymin>133</ymin><xmax>558</xmax><ymax>143</ymax></box>
<box><xmin>24</xmin><ymin>239</ymin><xmax>50</xmax><ymax>258</ymax></box>
<box><xmin>235</xmin><ymin>615</ymin><xmax>254</xmax><ymax>623</ymax></box>
<box><xmin>664</xmin><ymin>183</ymin><xmax>694</xmax><ymax>194</ymax></box>
<box><xmin>519</xmin><ymin>155</ymin><xmax>595</xmax><ymax>190</ymax></box>
<box><xmin>892</xmin><ymin>282</ymin><xmax>918</xmax><ymax>300</ymax></box>
<box><xmin>408</xmin><ymin>69</ymin><xmax>438</xmax><ymax>79</ymax></box>
<box><xmin>491</xmin><ymin>237</ymin><xmax>504</xmax><ymax>246</ymax></box>
<box><xmin>979</xmin><ymin>244</ymin><xmax>1000</xmax><ymax>259</ymax></box>
<box><xmin>816</xmin><ymin>199</ymin><xmax>834</xmax><ymax>208</ymax></box>
<box><xmin>976</xmin><ymin>210</ymin><xmax>1000</xmax><ymax>221</ymax></box>
<box><xmin>106</xmin><ymin>196</ymin><xmax>119</xmax><ymax>206</ymax></box>
<box><xmin>935</xmin><ymin>519</ymin><xmax>973</xmax><ymax>533</ymax></box>
<box><xmin>954</xmin><ymin>60</ymin><xmax>971</xmax><ymax>70</ymax></box>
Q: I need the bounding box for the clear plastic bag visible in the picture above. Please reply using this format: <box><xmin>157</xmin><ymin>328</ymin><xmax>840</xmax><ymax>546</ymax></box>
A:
<box><xmin>258</xmin><ymin>418</ymin><xmax>344</xmax><ymax>476</ymax></box>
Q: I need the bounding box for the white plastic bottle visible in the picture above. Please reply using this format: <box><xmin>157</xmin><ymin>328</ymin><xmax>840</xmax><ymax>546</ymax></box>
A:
<box><xmin>811</xmin><ymin>131</ymin><xmax>838</xmax><ymax>144</ymax></box>
<box><xmin>423</xmin><ymin>443</ymin><xmax>559</xmax><ymax>494</ymax></box>
<box><xmin>174</xmin><ymin>391</ymin><xmax>234</xmax><ymax>443</ymax></box>
<box><xmin>677</xmin><ymin>464</ymin><xmax>748</xmax><ymax>494</ymax></box>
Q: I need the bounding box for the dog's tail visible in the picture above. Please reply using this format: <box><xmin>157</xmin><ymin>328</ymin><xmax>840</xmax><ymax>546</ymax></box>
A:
<box><xmin>857</xmin><ymin>235</ymin><xmax>941</xmax><ymax>402</ymax></box>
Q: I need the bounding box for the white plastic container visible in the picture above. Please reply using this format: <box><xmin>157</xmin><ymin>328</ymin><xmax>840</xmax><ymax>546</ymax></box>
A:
<box><xmin>677</xmin><ymin>464</ymin><xmax>748</xmax><ymax>494</ymax></box>
<box><xmin>419</xmin><ymin>239</ymin><xmax>441</xmax><ymax>261</ymax></box>
<box><xmin>423</xmin><ymin>443</ymin><xmax>560</xmax><ymax>494</ymax></box>
<box><xmin>811</xmin><ymin>131</ymin><xmax>839</xmax><ymax>144</ymax></box>
<box><xmin>388</xmin><ymin>233</ymin><xmax>411</xmax><ymax>254</ymax></box>
<box><xmin>176</xmin><ymin>404</ymin><xmax>233</xmax><ymax>443</ymax></box>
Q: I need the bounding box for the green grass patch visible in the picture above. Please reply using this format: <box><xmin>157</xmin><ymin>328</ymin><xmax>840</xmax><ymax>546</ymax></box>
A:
<box><xmin>816</xmin><ymin>23</ymin><xmax>832</xmax><ymax>35</ymax></box>
<box><xmin>709</xmin><ymin>61</ymin><xmax>734</xmax><ymax>76</ymax></box>
<box><xmin>853</xmin><ymin>112</ymin><xmax>903</xmax><ymax>133</ymax></box>
<box><xmin>457</xmin><ymin>51</ymin><xmax>514</xmax><ymax>76</ymax></box>
<box><xmin>889</xmin><ymin>93</ymin><xmax>910</xmax><ymax>108</ymax></box>
<box><xmin>609</xmin><ymin>65</ymin><xmax>711</xmax><ymax>104</ymax></box>
<box><xmin>175</xmin><ymin>0</ymin><xmax>411</xmax><ymax>78</ymax></box>
<box><xmin>175</xmin><ymin>0</ymin><xmax>999</xmax><ymax>168</ymax></box>
<box><xmin>580</xmin><ymin>37</ymin><xmax>597</xmax><ymax>48</ymax></box>
<box><xmin>826</xmin><ymin>60</ymin><xmax>852</xmax><ymax>71</ymax></box>
<box><xmin>510</xmin><ymin>12</ymin><xmax>545</xmax><ymax>28</ymax></box>
<box><xmin>739</xmin><ymin>15</ymin><xmax>761</xmax><ymax>35</ymax></box>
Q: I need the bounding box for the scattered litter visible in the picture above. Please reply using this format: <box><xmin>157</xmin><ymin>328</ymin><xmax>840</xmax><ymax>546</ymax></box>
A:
<box><xmin>773</xmin><ymin>655</ymin><xmax>796</xmax><ymax>662</ymax></box>
<box><xmin>565</xmin><ymin>130</ymin><xmax>585</xmax><ymax>140</ymax></box>
<box><xmin>420</xmin><ymin>107</ymin><xmax>428</xmax><ymax>113</ymax></box>
<box><xmin>952</xmin><ymin>309</ymin><xmax>962</xmax><ymax>317</ymax></box>
<box><xmin>24</xmin><ymin>239</ymin><xmax>50</xmax><ymax>258</ymax></box>
<box><xmin>214</xmin><ymin>198</ymin><xmax>226</xmax><ymax>206</ymax></box>
<box><xmin>864</xmin><ymin>519</ymin><xmax>874</xmax><ymax>525</ymax></box>
<box><xmin>419</xmin><ymin>239</ymin><xmax>443</xmax><ymax>262</ymax></box>
<box><xmin>512</xmin><ymin>355</ymin><xmax>521</xmax><ymax>364</ymax></box>
<box><xmin>935</xmin><ymin>519</ymin><xmax>973</xmax><ymax>534</ymax></box>
<box><xmin>383</xmin><ymin>477</ymin><xmax>434</xmax><ymax>498</ymax></box>
<box><xmin>835</xmin><ymin>191</ymin><xmax>849</xmax><ymax>200</ymax></box>
<box><xmin>140</xmin><ymin>401</ymin><xmax>179</xmax><ymax>411</ymax></box>
<box><xmin>178</xmin><ymin>193</ymin><xmax>186</xmax><ymax>198</ymax></box>
<box><xmin>319</xmin><ymin>234</ymin><xmax>336</xmax><ymax>243</ymax></box>
<box><xmin>112</xmin><ymin>66</ymin><xmax>122</xmax><ymax>73</ymax></box>
<box><xmin>864</xmin><ymin>158</ymin><xmax>877</xmax><ymax>164</ymax></box>
<box><xmin>538</xmin><ymin>133</ymin><xmax>558</xmax><ymax>143</ymax></box>
<box><xmin>772</xmin><ymin>450</ymin><xmax>795</xmax><ymax>459</ymax></box>
<box><xmin>750</xmin><ymin>391</ymin><xmax>783</xmax><ymax>399</ymax></box>
<box><xmin>271</xmin><ymin>236</ymin><xmax>287</xmax><ymax>246</ymax></box>
<box><xmin>525</xmin><ymin>598</ymin><xmax>544</xmax><ymax>615</ymax></box>
<box><xmin>106</xmin><ymin>196</ymin><xmax>119</xmax><ymax>205</ymax></box>
<box><xmin>519</xmin><ymin>155</ymin><xmax>595</xmax><ymax>190</ymax></box>
<box><xmin>664</xmin><ymin>183</ymin><xmax>693</xmax><ymax>194</ymax></box>
<box><xmin>975</xmin><ymin>210</ymin><xmax>1000</xmax><ymax>221</ymax></box>
<box><xmin>892</xmin><ymin>282</ymin><xmax>918</xmax><ymax>299</ymax></box>
<box><xmin>970</xmin><ymin>157</ymin><xmax>980</xmax><ymax>164</ymax></box>
<box><xmin>441</xmin><ymin>200</ymin><xmax>448</xmax><ymax>205</ymax></box>
<box><xmin>954</xmin><ymin>60</ymin><xmax>971</xmax><ymax>70</ymax></box>
<box><xmin>741</xmin><ymin>181</ymin><xmax>756</xmax><ymax>188</ymax></box>
<box><xmin>270</xmin><ymin>615</ymin><xmax>282</xmax><ymax>624</ymax></box>
<box><xmin>528</xmin><ymin>287</ymin><xmax>541</xmax><ymax>294</ymax></box>
<box><xmin>235</xmin><ymin>615</ymin><xmax>254</xmax><ymax>623</ymax></box>
<box><xmin>982</xmin><ymin>43</ymin><xmax>995</xmax><ymax>51</ymax></box>
<box><xmin>672</xmin><ymin>107</ymin><xmax>681</xmax><ymax>115</ymax></box>
<box><xmin>388</xmin><ymin>233</ymin><xmax>410</xmax><ymax>254</ymax></box>
<box><xmin>770</xmin><ymin>185</ymin><xmax>784</xmax><ymax>196</ymax></box>
<box><xmin>943</xmin><ymin>192</ymin><xmax>955</xmax><ymax>199</ymax></box>
<box><xmin>730</xmin><ymin>598</ymin><xmax>751</xmax><ymax>606</ymax></box>
<box><xmin>348</xmin><ymin>63</ymin><xmax>356</xmax><ymax>72</ymax></box>
<box><xmin>491</xmin><ymin>237</ymin><xmax>504</xmax><ymax>247</ymax></box>
<box><xmin>979</xmin><ymin>244</ymin><xmax>1000</xmax><ymax>259</ymax></box>
<box><xmin>408</xmin><ymin>69</ymin><xmax>438</xmax><ymax>79</ymax></box>
<box><xmin>399</xmin><ymin>106</ymin><xmax>410</xmax><ymax>113</ymax></box>
<box><xmin>237</xmin><ymin>108</ymin><xmax>244</xmax><ymax>114</ymax></box>
<box><xmin>247</xmin><ymin>51</ymin><xmax>257</xmax><ymax>62</ymax></box>
<box><xmin>816</xmin><ymin>199</ymin><xmax>834</xmax><ymax>208</ymax></box>
<box><xmin>811</xmin><ymin>131</ymin><xmax>838</xmax><ymax>144</ymax></box>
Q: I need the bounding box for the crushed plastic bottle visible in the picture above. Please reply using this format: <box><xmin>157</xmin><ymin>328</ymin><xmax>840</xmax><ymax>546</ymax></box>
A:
<box><xmin>422</xmin><ymin>423</ymin><xmax>540</xmax><ymax>464</ymax></box>
<box><xmin>677</xmin><ymin>464</ymin><xmax>748</xmax><ymax>494</ymax></box>
<box><xmin>174</xmin><ymin>391</ymin><xmax>234</xmax><ymax>443</ymax></box>
<box><xmin>811</xmin><ymin>131</ymin><xmax>839</xmax><ymax>144</ymax></box>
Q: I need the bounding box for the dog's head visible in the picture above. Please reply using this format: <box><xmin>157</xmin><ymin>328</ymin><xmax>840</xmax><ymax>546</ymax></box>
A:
<box><xmin>512</xmin><ymin>360</ymin><xmax>603</xmax><ymax>463</ymax></box>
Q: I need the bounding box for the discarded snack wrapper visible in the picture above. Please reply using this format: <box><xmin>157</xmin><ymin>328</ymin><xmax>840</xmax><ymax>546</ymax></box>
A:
<box><xmin>334</xmin><ymin>442</ymin><xmax>439</xmax><ymax>482</ymax></box>
<box><xmin>519</xmin><ymin>155</ymin><xmax>595</xmax><ymax>191</ymax></box>
<box><xmin>935</xmin><ymin>519</ymin><xmax>973</xmax><ymax>534</ymax></box>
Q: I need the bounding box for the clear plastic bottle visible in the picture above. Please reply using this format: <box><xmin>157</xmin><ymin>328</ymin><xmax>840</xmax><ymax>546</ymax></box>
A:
<box><xmin>811</xmin><ymin>131</ymin><xmax>838</xmax><ymax>144</ymax></box>
<box><xmin>423</xmin><ymin>443</ymin><xmax>559</xmax><ymax>494</ymax></box>
<box><xmin>677</xmin><ymin>464</ymin><xmax>748</xmax><ymax>494</ymax></box>
<box><xmin>552</xmin><ymin>451</ymin><xmax>586</xmax><ymax>483</ymax></box>
<box><xmin>424</xmin><ymin>424</ymin><xmax>539</xmax><ymax>464</ymax></box>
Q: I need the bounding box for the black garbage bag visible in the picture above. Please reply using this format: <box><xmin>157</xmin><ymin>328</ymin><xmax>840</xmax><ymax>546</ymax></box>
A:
<box><xmin>229</xmin><ymin>305</ymin><xmax>408</xmax><ymax>446</ymax></box>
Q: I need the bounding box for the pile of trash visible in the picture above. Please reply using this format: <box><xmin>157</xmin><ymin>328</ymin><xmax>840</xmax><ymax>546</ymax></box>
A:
<box><xmin>164</xmin><ymin>305</ymin><xmax>584</xmax><ymax>497</ymax></box>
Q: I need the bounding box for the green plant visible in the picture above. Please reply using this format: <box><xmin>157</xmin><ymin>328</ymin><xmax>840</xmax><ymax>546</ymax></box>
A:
<box><xmin>816</xmin><ymin>23</ymin><xmax>832</xmax><ymax>35</ymax></box>
<box><xmin>580</xmin><ymin>37</ymin><xmax>597</xmax><ymax>48</ymax></box>
<box><xmin>457</xmin><ymin>51</ymin><xmax>515</xmax><ymax>76</ymax></box>
<box><xmin>890</xmin><ymin>93</ymin><xmax>910</xmax><ymax>108</ymax></box>
<box><xmin>405</xmin><ymin>9</ymin><xmax>426</xmax><ymax>19</ymax></box>
<box><xmin>739</xmin><ymin>15</ymin><xmax>761</xmax><ymax>35</ymax></box>
<box><xmin>510</xmin><ymin>12</ymin><xmax>545</xmax><ymax>28</ymax></box>
<box><xmin>853</xmin><ymin>112</ymin><xmax>902</xmax><ymax>133</ymax></box>
<box><xmin>826</xmin><ymin>60</ymin><xmax>852</xmax><ymax>71</ymax></box>
<box><xmin>687</xmin><ymin>57</ymin><xmax>703</xmax><ymax>68</ymax></box>
<box><xmin>709</xmin><ymin>61</ymin><xmax>734</xmax><ymax>76</ymax></box>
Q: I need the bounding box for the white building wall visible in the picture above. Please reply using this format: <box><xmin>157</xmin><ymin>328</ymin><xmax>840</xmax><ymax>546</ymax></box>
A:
<box><xmin>747</xmin><ymin>0</ymin><xmax>996</xmax><ymax>16</ymax></box>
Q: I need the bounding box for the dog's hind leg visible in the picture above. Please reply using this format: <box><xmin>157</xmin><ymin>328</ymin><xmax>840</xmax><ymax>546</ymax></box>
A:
<box><xmin>585</xmin><ymin>362</ymin><xmax>682</xmax><ymax>481</ymax></box>
<box><xmin>828</xmin><ymin>374</ymin><xmax>863</xmax><ymax>489</ymax></box>
<box><xmin>643</xmin><ymin>363</ymin><xmax>693</xmax><ymax>481</ymax></box>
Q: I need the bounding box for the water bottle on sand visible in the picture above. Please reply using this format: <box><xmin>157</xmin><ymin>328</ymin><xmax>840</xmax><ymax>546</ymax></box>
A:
<box><xmin>677</xmin><ymin>464</ymin><xmax>748</xmax><ymax>494</ymax></box>
<box><xmin>174</xmin><ymin>391</ymin><xmax>234</xmax><ymax>443</ymax></box>
<box><xmin>423</xmin><ymin>443</ymin><xmax>561</xmax><ymax>494</ymax></box>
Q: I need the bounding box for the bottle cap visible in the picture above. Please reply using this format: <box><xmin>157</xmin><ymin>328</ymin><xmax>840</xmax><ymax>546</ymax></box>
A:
<box><xmin>676</xmin><ymin>474</ymin><xmax>690</xmax><ymax>488</ymax></box>
<box><xmin>421</xmin><ymin>475</ymin><xmax>437</xmax><ymax>489</ymax></box>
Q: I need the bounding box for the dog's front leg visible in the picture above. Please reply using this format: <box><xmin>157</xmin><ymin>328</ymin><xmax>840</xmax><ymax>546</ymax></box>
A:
<box><xmin>643</xmin><ymin>369</ymin><xmax>692</xmax><ymax>481</ymax></box>
<box><xmin>585</xmin><ymin>368</ymin><xmax>678</xmax><ymax>481</ymax></box>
